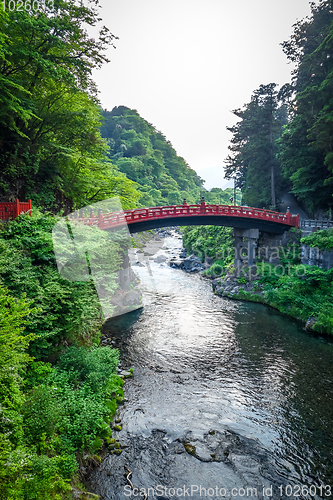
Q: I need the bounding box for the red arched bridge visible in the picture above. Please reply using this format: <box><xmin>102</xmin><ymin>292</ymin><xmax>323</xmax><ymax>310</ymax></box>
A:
<box><xmin>0</xmin><ymin>199</ymin><xmax>299</xmax><ymax>234</ymax></box>
<box><xmin>69</xmin><ymin>199</ymin><xmax>299</xmax><ymax>234</ymax></box>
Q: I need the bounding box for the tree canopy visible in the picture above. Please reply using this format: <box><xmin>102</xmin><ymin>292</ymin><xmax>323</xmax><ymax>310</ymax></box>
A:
<box><xmin>278</xmin><ymin>0</ymin><xmax>333</xmax><ymax>214</ymax></box>
<box><xmin>100</xmin><ymin>106</ymin><xmax>205</xmax><ymax>206</ymax></box>
<box><xmin>224</xmin><ymin>83</ymin><xmax>288</xmax><ymax>208</ymax></box>
<box><xmin>224</xmin><ymin>1</ymin><xmax>333</xmax><ymax>215</ymax></box>
<box><xmin>0</xmin><ymin>1</ymin><xmax>140</xmax><ymax>211</ymax></box>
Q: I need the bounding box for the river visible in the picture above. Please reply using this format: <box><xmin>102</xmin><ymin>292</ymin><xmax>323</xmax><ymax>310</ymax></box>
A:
<box><xmin>88</xmin><ymin>232</ymin><xmax>333</xmax><ymax>500</ymax></box>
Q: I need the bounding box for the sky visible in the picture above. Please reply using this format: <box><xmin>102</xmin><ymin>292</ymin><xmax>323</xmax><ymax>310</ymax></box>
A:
<box><xmin>92</xmin><ymin>0</ymin><xmax>317</xmax><ymax>190</ymax></box>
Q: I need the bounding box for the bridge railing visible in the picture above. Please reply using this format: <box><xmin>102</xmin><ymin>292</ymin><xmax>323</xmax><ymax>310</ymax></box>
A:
<box><xmin>0</xmin><ymin>199</ymin><xmax>32</xmax><ymax>221</ymax></box>
<box><xmin>300</xmin><ymin>219</ymin><xmax>333</xmax><ymax>229</ymax></box>
<box><xmin>68</xmin><ymin>203</ymin><xmax>299</xmax><ymax>229</ymax></box>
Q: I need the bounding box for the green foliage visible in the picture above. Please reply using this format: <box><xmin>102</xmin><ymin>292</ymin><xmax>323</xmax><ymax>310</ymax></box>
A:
<box><xmin>182</xmin><ymin>225</ymin><xmax>234</xmax><ymax>277</ymax></box>
<box><xmin>54</xmin><ymin>346</ymin><xmax>119</xmax><ymax>394</ymax></box>
<box><xmin>100</xmin><ymin>107</ymin><xmax>205</xmax><ymax>207</ymax></box>
<box><xmin>279</xmin><ymin>1</ymin><xmax>333</xmax><ymax>214</ymax></box>
<box><xmin>0</xmin><ymin>212</ymin><xmax>125</xmax><ymax>499</ymax></box>
<box><xmin>225</xmin><ymin>83</ymin><xmax>288</xmax><ymax>208</ymax></box>
<box><xmin>5</xmin><ymin>346</ymin><xmax>122</xmax><ymax>500</ymax></box>
<box><xmin>0</xmin><ymin>2</ymin><xmax>140</xmax><ymax>211</ymax></box>
<box><xmin>301</xmin><ymin>228</ymin><xmax>333</xmax><ymax>250</ymax></box>
<box><xmin>204</xmin><ymin>187</ymin><xmax>242</xmax><ymax>205</ymax></box>
<box><xmin>203</xmin><ymin>259</ymin><xmax>226</xmax><ymax>278</ymax></box>
<box><xmin>0</xmin><ymin>285</ymin><xmax>34</xmax><ymax>488</ymax></box>
<box><xmin>243</xmin><ymin>262</ymin><xmax>333</xmax><ymax>335</ymax></box>
<box><xmin>0</xmin><ymin>212</ymin><xmax>106</xmax><ymax>358</ymax></box>
<box><xmin>24</xmin><ymin>347</ymin><xmax>122</xmax><ymax>451</ymax></box>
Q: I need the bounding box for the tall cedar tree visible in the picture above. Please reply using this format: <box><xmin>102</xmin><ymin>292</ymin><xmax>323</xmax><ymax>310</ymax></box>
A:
<box><xmin>224</xmin><ymin>83</ymin><xmax>288</xmax><ymax>208</ymax></box>
<box><xmin>279</xmin><ymin>0</ymin><xmax>333</xmax><ymax>215</ymax></box>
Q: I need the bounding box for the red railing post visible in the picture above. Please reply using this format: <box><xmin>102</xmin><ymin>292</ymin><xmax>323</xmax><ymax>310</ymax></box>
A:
<box><xmin>200</xmin><ymin>197</ymin><xmax>205</xmax><ymax>213</ymax></box>
<box><xmin>286</xmin><ymin>207</ymin><xmax>292</xmax><ymax>225</ymax></box>
<box><xmin>28</xmin><ymin>199</ymin><xmax>32</xmax><ymax>216</ymax></box>
<box><xmin>15</xmin><ymin>199</ymin><xmax>20</xmax><ymax>218</ymax></box>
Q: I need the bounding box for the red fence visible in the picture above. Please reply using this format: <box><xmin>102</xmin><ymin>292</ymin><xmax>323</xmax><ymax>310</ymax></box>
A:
<box><xmin>0</xmin><ymin>199</ymin><xmax>32</xmax><ymax>221</ymax></box>
<box><xmin>69</xmin><ymin>202</ymin><xmax>299</xmax><ymax>230</ymax></box>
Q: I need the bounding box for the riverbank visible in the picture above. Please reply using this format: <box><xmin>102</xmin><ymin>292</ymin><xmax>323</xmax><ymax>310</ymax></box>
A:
<box><xmin>0</xmin><ymin>211</ymin><xmax>128</xmax><ymax>500</ymax></box>
<box><xmin>167</xmin><ymin>236</ymin><xmax>333</xmax><ymax>337</ymax></box>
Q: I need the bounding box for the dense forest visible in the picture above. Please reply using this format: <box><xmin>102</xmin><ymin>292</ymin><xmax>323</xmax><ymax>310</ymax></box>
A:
<box><xmin>0</xmin><ymin>1</ymin><xmax>140</xmax><ymax>212</ymax></box>
<box><xmin>0</xmin><ymin>2</ymin><xmax>130</xmax><ymax>498</ymax></box>
<box><xmin>100</xmin><ymin>106</ymin><xmax>205</xmax><ymax>207</ymax></box>
<box><xmin>0</xmin><ymin>210</ymin><xmax>128</xmax><ymax>499</ymax></box>
<box><xmin>225</xmin><ymin>0</ymin><xmax>333</xmax><ymax>216</ymax></box>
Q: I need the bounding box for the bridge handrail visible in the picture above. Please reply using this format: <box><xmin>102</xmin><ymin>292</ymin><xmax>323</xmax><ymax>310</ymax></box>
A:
<box><xmin>300</xmin><ymin>219</ymin><xmax>333</xmax><ymax>229</ymax></box>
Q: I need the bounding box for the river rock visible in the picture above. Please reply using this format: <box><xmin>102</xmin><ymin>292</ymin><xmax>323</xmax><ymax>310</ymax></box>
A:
<box><xmin>305</xmin><ymin>316</ymin><xmax>317</xmax><ymax>331</ymax></box>
<box><xmin>182</xmin><ymin>254</ymin><xmax>205</xmax><ymax>272</ymax></box>
<box><xmin>204</xmin><ymin>256</ymin><xmax>214</xmax><ymax>268</ymax></box>
<box><xmin>133</xmin><ymin>261</ymin><xmax>145</xmax><ymax>267</ymax></box>
<box><xmin>169</xmin><ymin>259</ymin><xmax>183</xmax><ymax>269</ymax></box>
<box><xmin>154</xmin><ymin>254</ymin><xmax>167</xmax><ymax>263</ymax></box>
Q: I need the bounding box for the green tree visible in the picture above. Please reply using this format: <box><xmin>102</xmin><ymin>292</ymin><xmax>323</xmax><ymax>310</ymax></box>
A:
<box><xmin>225</xmin><ymin>84</ymin><xmax>288</xmax><ymax>208</ymax></box>
<box><xmin>167</xmin><ymin>191</ymin><xmax>182</xmax><ymax>205</ymax></box>
<box><xmin>279</xmin><ymin>1</ymin><xmax>333</xmax><ymax>214</ymax></box>
<box><xmin>0</xmin><ymin>2</ymin><xmax>140</xmax><ymax>211</ymax></box>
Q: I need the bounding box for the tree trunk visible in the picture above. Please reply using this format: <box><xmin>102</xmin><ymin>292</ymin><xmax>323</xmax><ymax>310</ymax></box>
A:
<box><xmin>270</xmin><ymin>113</ymin><xmax>276</xmax><ymax>208</ymax></box>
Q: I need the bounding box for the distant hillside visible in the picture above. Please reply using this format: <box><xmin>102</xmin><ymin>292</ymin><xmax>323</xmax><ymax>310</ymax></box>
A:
<box><xmin>100</xmin><ymin>106</ymin><xmax>204</xmax><ymax>206</ymax></box>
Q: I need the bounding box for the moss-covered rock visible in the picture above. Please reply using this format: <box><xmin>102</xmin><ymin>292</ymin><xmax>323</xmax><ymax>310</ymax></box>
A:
<box><xmin>112</xmin><ymin>448</ymin><xmax>122</xmax><ymax>455</ymax></box>
<box><xmin>184</xmin><ymin>442</ymin><xmax>196</xmax><ymax>456</ymax></box>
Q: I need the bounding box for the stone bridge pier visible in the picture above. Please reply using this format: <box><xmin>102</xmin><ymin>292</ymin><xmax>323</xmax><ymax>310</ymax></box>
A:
<box><xmin>233</xmin><ymin>228</ymin><xmax>259</xmax><ymax>270</ymax></box>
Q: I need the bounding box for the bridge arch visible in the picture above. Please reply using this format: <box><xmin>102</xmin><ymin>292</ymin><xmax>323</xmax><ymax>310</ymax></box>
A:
<box><xmin>74</xmin><ymin>199</ymin><xmax>299</xmax><ymax>235</ymax></box>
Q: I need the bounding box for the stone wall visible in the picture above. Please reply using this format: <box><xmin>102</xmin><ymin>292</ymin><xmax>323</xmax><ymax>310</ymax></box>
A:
<box><xmin>301</xmin><ymin>245</ymin><xmax>333</xmax><ymax>269</ymax></box>
<box><xmin>256</xmin><ymin>229</ymin><xmax>300</xmax><ymax>265</ymax></box>
<box><xmin>300</xmin><ymin>228</ymin><xmax>333</xmax><ymax>270</ymax></box>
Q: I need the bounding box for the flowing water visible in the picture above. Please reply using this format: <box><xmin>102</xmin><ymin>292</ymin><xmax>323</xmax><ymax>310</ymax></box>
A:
<box><xmin>89</xmin><ymin>233</ymin><xmax>333</xmax><ymax>500</ymax></box>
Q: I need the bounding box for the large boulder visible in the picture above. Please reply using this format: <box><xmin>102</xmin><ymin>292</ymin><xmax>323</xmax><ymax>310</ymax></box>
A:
<box><xmin>182</xmin><ymin>254</ymin><xmax>205</xmax><ymax>272</ymax></box>
<box><xmin>169</xmin><ymin>259</ymin><xmax>184</xmax><ymax>269</ymax></box>
<box><xmin>154</xmin><ymin>253</ymin><xmax>168</xmax><ymax>263</ymax></box>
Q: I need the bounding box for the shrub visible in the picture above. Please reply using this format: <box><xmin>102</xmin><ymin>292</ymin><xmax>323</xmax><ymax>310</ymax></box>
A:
<box><xmin>0</xmin><ymin>211</ymin><xmax>118</xmax><ymax>358</ymax></box>
<box><xmin>301</xmin><ymin>228</ymin><xmax>333</xmax><ymax>250</ymax></box>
